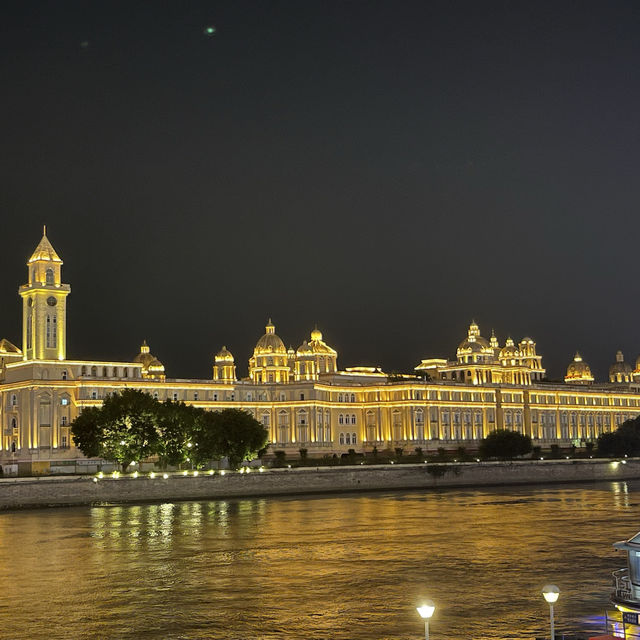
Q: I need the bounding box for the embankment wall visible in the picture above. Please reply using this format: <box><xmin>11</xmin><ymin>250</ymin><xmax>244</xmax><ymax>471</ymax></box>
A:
<box><xmin>1</xmin><ymin>458</ymin><xmax>638</xmax><ymax>510</ymax></box>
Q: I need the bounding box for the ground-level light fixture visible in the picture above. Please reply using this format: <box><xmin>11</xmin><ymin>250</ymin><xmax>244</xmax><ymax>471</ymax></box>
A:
<box><xmin>417</xmin><ymin>600</ymin><xmax>435</xmax><ymax>640</ymax></box>
<box><xmin>542</xmin><ymin>584</ymin><xmax>560</xmax><ymax>639</ymax></box>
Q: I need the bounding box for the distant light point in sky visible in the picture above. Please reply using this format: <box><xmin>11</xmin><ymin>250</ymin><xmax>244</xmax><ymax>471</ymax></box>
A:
<box><xmin>203</xmin><ymin>26</ymin><xmax>216</xmax><ymax>36</ymax></box>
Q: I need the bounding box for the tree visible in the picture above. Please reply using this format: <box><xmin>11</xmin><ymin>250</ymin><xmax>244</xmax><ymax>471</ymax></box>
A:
<box><xmin>156</xmin><ymin>400</ymin><xmax>200</xmax><ymax>468</ymax></box>
<box><xmin>69</xmin><ymin>407</ymin><xmax>102</xmax><ymax>458</ymax></box>
<box><xmin>191</xmin><ymin>410</ymin><xmax>225</xmax><ymax>467</ymax></box>
<box><xmin>597</xmin><ymin>417</ymin><xmax>640</xmax><ymax>457</ymax></box>
<box><xmin>70</xmin><ymin>389</ymin><xmax>161</xmax><ymax>471</ymax></box>
<box><xmin>213</xmin><ymin>409</ymin><xmax>269</xmax><ymax>469</ymax></box>
<box><xmin>479</xmin><ymin>429</ymin><xmax>532</xmax><ymax>460</ymax></box>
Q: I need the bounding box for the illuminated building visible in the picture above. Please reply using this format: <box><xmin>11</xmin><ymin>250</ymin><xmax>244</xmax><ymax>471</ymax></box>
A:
<box><xmin>2</xmin><ymin>231</ymin><xmax>640</xmax><ymax>471</ymax></box>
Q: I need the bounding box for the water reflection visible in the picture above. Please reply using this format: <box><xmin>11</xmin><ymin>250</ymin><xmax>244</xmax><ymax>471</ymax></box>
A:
<box><xmin>0</xmin><ymin>482</ymin><xmax>638</xmax><ymax>639</ymax></box>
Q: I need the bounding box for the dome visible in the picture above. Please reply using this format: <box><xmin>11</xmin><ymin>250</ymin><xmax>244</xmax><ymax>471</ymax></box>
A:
<box><xmin>458</xmin><ymin>339</ymin><xmax>488</xmax><ymax>353</ymax></box>
<box><xmin>565</xmin><ymin>352</ymin><xmax>593</xmax><ymax>382</ymax></box>
<box><xmin>133</xmin><ymin>340</ymin><xmax>165</xmax><ymax>378</ymax></box>
<box><xmin>499</xmin><ymin>337</ymin><xmax>520</xmax><ymax>359</ymax></box>
<box><xmin>308</xmin><ymin>327</ymin><xmax>337</xmax><ymax>355</ymax></box>
<box><xmin>215</xmin><ymin>346</ymin><xmax>234</xmax><ymax>362</ymax></box>
<box><xmin>610</xmin><ymin>351</ymin><xmax>632</xmax><ymax>377</ymax></box>
<box><xmin>254</xmin><ymin>319</ymin><xmax>287</xmax><ymax>355</ymax></box>
<box><xmin>296</xmin><ymin>340</ymin><xmax>313</xmax><ymax>356</ymax></box>
<box><xmin>457</xmin><ymin>321</ymin><xmax>490</xmax><ymax>353</ymax></box>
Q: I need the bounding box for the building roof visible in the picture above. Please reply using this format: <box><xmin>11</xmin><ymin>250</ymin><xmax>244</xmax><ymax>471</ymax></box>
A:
<box><xmin>0</xmin><ymin>338</ymin><xmax>21</xmax><ymax>354</ymax></box>
<box><xmin>254</xmin><ymin>320</ymin><xmax>287</xmax><ymax>355</ymax></box>
<box><xmin>28</xmin><ymin>231</ymin><xmax>62</xmax><ymax>264</ymax></box>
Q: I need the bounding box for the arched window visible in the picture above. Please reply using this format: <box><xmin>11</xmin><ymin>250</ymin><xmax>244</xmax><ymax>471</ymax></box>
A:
<box><xmin>91</xmin><ymin>366</ymin><xmax>97</xmax><ymax>376</ymax></box>
<box><xmin>123</xmin><ymin>368</ymin><xmax>128</xmax><ymax>378</ymax></box>
<box><xmin>46</xmin><ymin>268</ymin><xmax>54</xmax><ymax>285</ymax></box>
<box><xmin>61</xmin><ymin>370</ymin><xmax>67</xmax><ymax>380</ymax></box>
<box><xmin>351</xmin><ymin>414</ymin><xmax>356</xmax><ymax>425</ymax></box>
<box><xmin>352</xmin><ymin>432</ymin><xmax>357</xmax><ymax>444</ymax></box>
<box><xmin>345</xmin><ymin>433</ymin><xmax>351</xmax><ymax>445</ymax></box>
<box><xmin>46</xmin><ymin>315</ymin><xmax>52</xmax><ymax>348</ymax></box>
<box><xmin>11</xmin><ymin>417</ymin><xmax>17</xmax><ymax>430</ymax></box>
<box><xmin>81</xmin><ymin>366</ymin><xmax>87</xmax><ymax>376</ymax></box>
<box><xmin>10</xmin><ymin>394</ymin><xmax>17</xmax><ymax>406</ymax></box>
<box><xmin>194</xmin><ymin>391</ymin><xmax>199</xmax><ymax>401</ymax></box>
<box><xmin>339</xmin><ymin>414</ymin><xmax>344</xmax><ymax>425</ymax></box>
<box><xmin>350</xmin><ymin>393</ymin><xmax>355</xmax><ymax>403</ymax></box>
<box><xmin>11</xmin><ymin>442</ymin><xmax>16</xmax><ymax>453</ymax></box>
<box><xmin>91</xmin><ymin>391</ymin><xmax>97</xmax><ymax>400</ymax></box>
<box><xmin>339</xmin><ymin>433</ymin><xmax>344</xmax><ymax>445</ymax></box>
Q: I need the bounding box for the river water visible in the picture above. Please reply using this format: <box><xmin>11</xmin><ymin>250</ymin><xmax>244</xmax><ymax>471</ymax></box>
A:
<box><xmin>0</xmin><ymin>480</ymin><xmax>638</xmax><ymax>639</ymax></box>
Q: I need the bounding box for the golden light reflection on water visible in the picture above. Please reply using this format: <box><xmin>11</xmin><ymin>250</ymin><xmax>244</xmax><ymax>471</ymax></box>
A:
<box><xmin>1</xmin><ymin>482</ymin><xmax>639</xmax><ymax>639</ymax></box>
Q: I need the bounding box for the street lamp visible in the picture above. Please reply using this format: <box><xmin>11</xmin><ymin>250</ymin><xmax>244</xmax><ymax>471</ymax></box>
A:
<box><xmin>417</xmin><ymin>600</ymin><xmax>435</xmax><ymax>640</ymax></box>
<box><xmin>542</xmin><ymin>584</ymin><xmax>560</xmax><ymax>640</ymax></box>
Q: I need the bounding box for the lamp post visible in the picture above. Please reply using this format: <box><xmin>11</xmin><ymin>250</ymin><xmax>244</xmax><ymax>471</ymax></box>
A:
<box><xmin>542</xmin><ymin>585</ymin><xmax>560</xmax><ymax>640</ymax></box>
<box><xmin>417</xmin><ymin>600</ymin><xmax>435</xmax><ymax>640</ymax></box>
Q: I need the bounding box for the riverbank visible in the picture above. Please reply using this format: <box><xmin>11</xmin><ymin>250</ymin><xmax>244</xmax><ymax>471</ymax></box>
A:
<box><xmin>1</xmin><ymin>457</ymin><xmax>639</xmax><ymax>510</ymax></box>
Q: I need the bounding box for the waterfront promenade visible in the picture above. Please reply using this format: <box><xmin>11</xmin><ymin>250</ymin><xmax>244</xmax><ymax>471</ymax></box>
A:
<box><xmin>1</xmin><ymin>457</ymin><xmax>639</xmax><ymax>510</ymax></box>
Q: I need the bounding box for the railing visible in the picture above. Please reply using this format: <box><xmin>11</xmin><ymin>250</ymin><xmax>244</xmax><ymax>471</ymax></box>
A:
<box><xmin>613</xmin><ymin>568</ymin><xmax>633</xmax><ymax>602</ymax></box>
<box><xmin>605</xmin><ymin>606</ymin><xmax>640</xmax><ymax>639</ymax></box>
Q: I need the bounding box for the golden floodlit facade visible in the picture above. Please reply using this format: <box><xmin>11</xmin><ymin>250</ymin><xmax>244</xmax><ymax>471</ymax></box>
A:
<box><xmin>2</xmin><ymin>231</ymin><xmax>640</xmax><ymax>470</ymax></box>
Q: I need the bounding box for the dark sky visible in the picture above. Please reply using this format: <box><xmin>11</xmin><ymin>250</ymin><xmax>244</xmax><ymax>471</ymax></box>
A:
<box><xmin>2</xmin><ymin>0</ymin><xmax>640</xmax><ymax>381</ymax></box>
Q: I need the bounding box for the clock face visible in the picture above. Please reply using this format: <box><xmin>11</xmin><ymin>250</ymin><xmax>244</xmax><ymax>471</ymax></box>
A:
<box><xmin>46</xmin><ymin>296</ymin><xmax>57</xmax><ymax>307</ymax></box>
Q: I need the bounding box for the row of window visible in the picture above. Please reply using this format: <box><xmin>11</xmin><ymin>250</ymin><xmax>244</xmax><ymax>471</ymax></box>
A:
<box><xmin>338</xmin><ymin>414</ymin><xmax>357</xmax><ymax>425</ymax></box>
<box><xmin>9</xmin><ymin>395</ymin><xmax>70</xmax><ymax>407</ymax></box>
<box><xmin>338</xmin><ymin>432</ymin><xmax>358</xmax><ymax>445</ymax></box>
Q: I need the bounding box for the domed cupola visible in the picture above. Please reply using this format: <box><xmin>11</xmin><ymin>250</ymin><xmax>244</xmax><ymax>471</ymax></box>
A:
<box><xmin>254</xmin><ymin>319</ymin><xmax>287</xmax><ymax>355</ymax></box>
<box><xmin>213</xmin><ymin>346</ymin><xmax>236</xmax><ymax>383</ymax></box>
<box><xmin>295</xmin><ymin>326</ymin><xmax>338</xmax><ymax>378</ymax></box>
<box><xmin>457</xmin><ymin>321</ymin><xmax>494</xmax><ymax>364</ymax></box>
<box><xmin>249</xmin><ymin>319</ymin><xmax>292</xmax><ymax>383</ymax></box>
<box><xmin>564</xmin><ymin>352</ymin><xmax>594</xmax><ymax>385</ymax></box>
<box><xmin>499</xmin><ymin>337</ymin><xmax>522</xmax><ymax>365</ymax></box>
<box><xmin>609</xmin><ymin>350</ymin><xmax>633</xmax><ymax>383</ymax></box>
<box><xmin>133</xmin><ymin>340</ymin><xmax>166</xmax><ymax>380</ymax></box>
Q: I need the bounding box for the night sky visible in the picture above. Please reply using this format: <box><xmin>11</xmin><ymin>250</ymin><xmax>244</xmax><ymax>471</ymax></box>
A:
<box><xmin>2</xmin><ymin>1</ymin><xmax>640</xmax><ymax>381</ymax></box>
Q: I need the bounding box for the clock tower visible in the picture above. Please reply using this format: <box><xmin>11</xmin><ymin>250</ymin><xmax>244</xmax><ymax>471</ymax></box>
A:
<box><xmin>19</xmin><ymin>228</ymin><xmax>71</xmax><ymax>361</ymax></box>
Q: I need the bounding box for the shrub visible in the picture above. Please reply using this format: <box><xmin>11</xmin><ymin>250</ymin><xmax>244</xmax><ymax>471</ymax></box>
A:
<box><xmin>272</xmin><ymin>450</ymin><xmax>287</xmax><ymax>468</ymax></box>
<box><xmin>394</xmin><ymin>447</ymin><xmax>404</xmax><ymax>460</ymax></box>
<box><xmin>479</xmin><ymin>429</ymin><xmax>532</xmax><ymax>460</ymax></box>
<box><xmin>299</xmin><ymin>448</ymin><xmax>308</xmax><ymax>464</ymax></box>
<box><xmin>414</xmin><ymin>447</ymin><xmax>424</xmax><ymax>461</ymax></box>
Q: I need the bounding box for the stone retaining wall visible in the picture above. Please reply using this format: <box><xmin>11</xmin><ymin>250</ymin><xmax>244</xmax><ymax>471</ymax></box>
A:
<box><xmin>1</xmin><ymin>458</ymin><xmax>639</xmax><ymax>510</ymax></box>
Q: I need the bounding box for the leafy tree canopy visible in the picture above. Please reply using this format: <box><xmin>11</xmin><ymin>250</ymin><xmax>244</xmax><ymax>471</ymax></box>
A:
<box><xmin>71</xmin><ymin>393</ymin><xmax>268</xmax><ymax>471</ymax></box>
<box><xmin>479</xmin><ymin>429</ymin><xmax>532</xmax><ymax>460</ymax></box>
<box><xmin>597</xmin><ymin>417</ymin><xmax>640</xmax><ymax>457</ymax></box>
<box><xmin>207</xmin><ymin>409</ymin><xmax>269</xmax><ymax>469</ymax></box>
